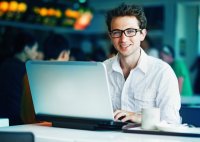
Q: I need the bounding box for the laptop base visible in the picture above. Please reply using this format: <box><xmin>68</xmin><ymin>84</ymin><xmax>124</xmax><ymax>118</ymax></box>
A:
<box><xmin>52</xmin><ymin>120</ymin><xmax>127</xmax><ymax>130</ymax></box>
<box><xmin>37</xmin><ymin>114</ymin><xmax>130</xmax><ymax>130</ymax></box>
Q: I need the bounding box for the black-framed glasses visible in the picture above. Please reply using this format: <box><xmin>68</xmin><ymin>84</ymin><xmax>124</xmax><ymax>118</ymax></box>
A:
<box><xmin>110</xmin><ymin>28</ymin><xmax>142</xmax><ymax>38</ymax></box>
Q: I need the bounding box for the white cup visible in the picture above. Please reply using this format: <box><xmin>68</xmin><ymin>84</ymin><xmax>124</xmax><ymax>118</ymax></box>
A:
<box><xmin>141</xmin><ymin>107</ymin><xmax>160</xmax><ymax>130</ymax></box>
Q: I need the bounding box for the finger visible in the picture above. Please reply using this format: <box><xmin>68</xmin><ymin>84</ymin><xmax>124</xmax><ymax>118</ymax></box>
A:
<box><xmin>113</xmin><ymin>110</ymin><xmax>121</xmax><ymax>116</ymax></box>
<box><xmin>114</xmin><ymin>112</ymin><xmax>127</xmax><ymax>120</ymax></box>
<box><xmin>121</xmin><ymin>115</ymin><xmax>133</xmax><ymax>122</ymax></box>
<box><xmin>122</xmin><ymin>113</ymin><xmax>142</xmax><ymax>123</ymax></box>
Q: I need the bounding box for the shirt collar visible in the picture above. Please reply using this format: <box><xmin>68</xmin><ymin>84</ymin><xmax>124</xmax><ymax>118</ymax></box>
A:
<box><xmin>112</xmin><ymin>54</ymin><xmax>122</xmax><ymax>73</ymax></box>
<box><xmin>136</xmin><ymin>48</ymin><xmax>148</xmax><ymax>74</ymax></box>
<box><xmin>111</xmin><ymin>48</ymin><xmax>148</xmax><ymax>74</ymax></box>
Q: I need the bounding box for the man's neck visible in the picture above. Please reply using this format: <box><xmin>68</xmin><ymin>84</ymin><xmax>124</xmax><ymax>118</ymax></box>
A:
<box><xmin>119</xmin><ymin>48</ymin><xmax>141</xmax><ymax>79</ymax></box>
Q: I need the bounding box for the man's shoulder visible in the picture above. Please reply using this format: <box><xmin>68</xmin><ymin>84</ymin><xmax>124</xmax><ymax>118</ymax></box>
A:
<box><xmin>147</xmin><ymin>55</ymin><xmax>168</xmax><ymax>66</ymax></box>
<box><xmin>146</xmin><ymin>55</ymin><xmax>172</xmax><ymax>72</ymax></box>
<box><xmin>104</xmin><ymin>56</ymin><xmax>116</xmax><ymax>65</ymax></box>
<box><xmin>103</xmin><ymin>56</ymin><xmax>116</xmax><ymax>72</ymax></box>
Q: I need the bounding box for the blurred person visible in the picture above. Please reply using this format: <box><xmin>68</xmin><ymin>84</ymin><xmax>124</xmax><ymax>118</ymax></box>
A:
<box><xmin>92</xmin><ymin>45</ymin><xmax>107</xmax><ymax>61</ymax></box>
<box><xmin>70</xmin><ymin>47</ymin><xmax>87</xmax><ymax>61</ymax></box>
<box><xmin>160</xmin><ymin>45</ymin><xmax>193</xmax><ymax>96</ymax></box>
<box><xmin>21</xmin><ymin>33</ymin><xmax>71</xmax><ymax>124</ymax></box>
<box><xmin>92</xmin><ymin>48</ymin><xmax>107</xmax><ymax>61</ymax></box>
<box><xmin>0</xmin><ymin>29</ymin><xmax>15</xmax><ymax>64</ymax></box>
<box><xmin>190</xmin><ymin>56</ymin><xmax>200</xmax><ymax>95</ymax></box>
<box><xmin>80</xmin><ymin>39</ymin><xmax>93</xmax><ymax>61</ymax></box>
<box><xmin>104</xmin><ymin>3</ymin><xmax>181</xmax><ymax>124</ymax></box>
<box><xmin>42</xmin><ymin>33</ymin><xmax>70</xmax><ymax>61</ymax></box>
<box><xmin>35</xmin><ymin>51</ymin><xmax>44</xmax><ymax>60</ymax></box>
<box><xmin>141</xmin><ymin>35</ymin><xmax>159</xmax><ymax>58</ymax></box>
<box><xmin>0</xmin><ymin>31</ymin><xmax>39</xmax><ymax>125</ymax></box>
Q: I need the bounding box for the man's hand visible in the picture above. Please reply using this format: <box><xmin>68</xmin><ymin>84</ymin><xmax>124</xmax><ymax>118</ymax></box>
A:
<box><xmin>114</xmin><ymin>110</ymin><xmax>142</xmax><ymax>123</ymax></box>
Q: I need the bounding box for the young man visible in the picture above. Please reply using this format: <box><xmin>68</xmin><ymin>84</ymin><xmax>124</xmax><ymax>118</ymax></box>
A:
<box><xmin>104</xmin><ymin>3</ymin><xmax>181</xmax><ymax>124</ymax></box>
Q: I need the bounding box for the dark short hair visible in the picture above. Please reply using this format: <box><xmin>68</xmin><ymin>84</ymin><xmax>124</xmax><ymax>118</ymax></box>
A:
<box><xmin>106</xmin><ymin>3</ymin><xmax>147</xmax><ymax>31</ymax></box>
<box><xmin>43</xmin><ymin>33</ymin><xmax>70</xmax><ymax>60</ymax></box>
<box><xmin>14</xmin><ymin>32</ymin><xmax>37</xmax><ymax>53</ymax></box>
<box><xmin>161</xmin><ymin>44</ymin><xmax>175</xmax><ymax>58</ymax></box>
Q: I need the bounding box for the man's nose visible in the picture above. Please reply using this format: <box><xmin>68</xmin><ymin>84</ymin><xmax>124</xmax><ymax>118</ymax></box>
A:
<box><xmin>120</xmin><ymin>32</ymin><xmax>128</xmax><ymax>41</ymax></box>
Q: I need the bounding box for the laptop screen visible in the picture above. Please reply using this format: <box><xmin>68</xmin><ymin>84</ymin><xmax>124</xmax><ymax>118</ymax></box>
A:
<box><xmin>26</xmin><ymin>61</ymin><xmax>114</xmax><ymax>122</ymax></box>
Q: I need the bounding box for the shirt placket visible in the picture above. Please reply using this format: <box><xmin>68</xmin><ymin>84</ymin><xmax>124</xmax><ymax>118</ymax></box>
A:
<box><xmin>121</xmin><ymin>71</ymin><xmax>132</xmax><ymax>110</ymax></box>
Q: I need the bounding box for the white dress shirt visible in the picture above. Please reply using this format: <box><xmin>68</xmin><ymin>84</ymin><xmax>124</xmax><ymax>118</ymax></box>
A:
<box><xmin>104</xmin><ymin>48</ymin><xmax>181</xmax><ymax>124</ymax></box>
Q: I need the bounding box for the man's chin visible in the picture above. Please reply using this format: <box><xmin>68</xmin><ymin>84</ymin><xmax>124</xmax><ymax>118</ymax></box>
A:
<box><xmin>118</xmin><ymin>52</ymin><xmax>130</xmax><ymax>58</ymax></box>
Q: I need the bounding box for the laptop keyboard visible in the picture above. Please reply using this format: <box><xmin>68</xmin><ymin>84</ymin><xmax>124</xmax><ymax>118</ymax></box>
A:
<box><xmin>97</xmin><ymin>120</ymin><xmax>138</xmax><ymax>130</ymax></box>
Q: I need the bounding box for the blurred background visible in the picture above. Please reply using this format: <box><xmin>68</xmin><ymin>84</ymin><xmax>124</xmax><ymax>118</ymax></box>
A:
<box><xmin>0</xmin><ymin>0</ymin><xmax>200</xmax><ymax>90</ymax></box>
<box><xmin>0</xmin><ymin>0</ymin><xmax>200</xmax><ymax>126</ymax></box>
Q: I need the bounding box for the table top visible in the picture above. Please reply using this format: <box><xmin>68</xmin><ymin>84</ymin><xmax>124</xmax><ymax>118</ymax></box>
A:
<box><xmin>0</xmin><ymin>122</ymin><xmax>200</xmax><ymax>142</ymax></box>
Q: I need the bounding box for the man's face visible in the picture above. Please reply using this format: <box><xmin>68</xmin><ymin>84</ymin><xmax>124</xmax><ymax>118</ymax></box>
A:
<box><xmin>109</xmin><ymin>16</ymin><xmax>146</xmax><ymax>58</ymax></box>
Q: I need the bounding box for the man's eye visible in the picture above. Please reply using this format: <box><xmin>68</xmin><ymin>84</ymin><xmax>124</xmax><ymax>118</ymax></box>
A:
<box><xmin>113</xmin><ymin>31</ymin><xmax>121</xmax><ymax>35</ymax></box>
<box><xmin>127</xmin><ymin>30</ymin><xmax>135</xmax><ymax>34</ymax></box>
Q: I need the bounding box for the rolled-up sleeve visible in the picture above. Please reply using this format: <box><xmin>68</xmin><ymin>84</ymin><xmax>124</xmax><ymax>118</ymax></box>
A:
<box><xmin>156</xmin><ymin>65</ymin><xmax>181</xmax><ymax>124</ymax></box>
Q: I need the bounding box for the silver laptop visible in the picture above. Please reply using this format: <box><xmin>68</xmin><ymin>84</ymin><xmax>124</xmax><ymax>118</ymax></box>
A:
<box><xmin>26</xmin><ymin>61</ymin><xmax>130</xmax><ymax>130</ymax></box>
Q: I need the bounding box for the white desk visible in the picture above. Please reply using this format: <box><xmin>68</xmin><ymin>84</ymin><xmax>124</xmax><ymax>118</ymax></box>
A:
<box><xmin>0</xmin><ymin>123</ymin><xmax>200</xmax><ymax>142</ymax></box>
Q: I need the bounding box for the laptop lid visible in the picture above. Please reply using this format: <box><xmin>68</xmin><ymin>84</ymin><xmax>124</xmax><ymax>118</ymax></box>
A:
<box><xmin>26</xmin><ymin>61</ymin><xmax>115</xmax><ymax>123</ymax></box>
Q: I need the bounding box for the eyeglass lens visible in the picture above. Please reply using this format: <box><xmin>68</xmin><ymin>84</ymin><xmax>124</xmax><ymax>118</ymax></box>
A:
<box><xmin>110</xmin><ymin>28</ymin><xmax>141</xmax><ymax>38</ymax></box>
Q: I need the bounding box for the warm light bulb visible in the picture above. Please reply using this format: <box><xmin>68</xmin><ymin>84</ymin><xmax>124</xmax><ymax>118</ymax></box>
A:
<box><xmin>0</xmin><ymin>1</ymin><xmax>9</xmax><ymax>12</ymax></box>
<box><xmin>17</xmin><ymin>2</ymin><xmax>27</xmax><ymax>12</ymax></box>
<box><xmin>74</xmin><ymin>11</ymin><xmax>93</xmax><ymax>30</ymax></box>
<box><xmin>55</xmin><ymin>9</ymin><xmax>62</xmax><ymax>18</ymax></box>
<box><xmin>9</xmin><ymin>1</ymin><xmax>18</xmax><ymax>12</ymax></box>
<box><xmin>39</xmin><ymin>7</ymin><xmax>48</xmax><ymax>17</ymax></box>
<box><xmin>65</xmin><ymin>9</ymin><xmax>80</xmax><ymax>19</ymax></box>
<box><xmin>47</xmin><ymin>8</ymin><xmax>55</xmax><ymax>16</ymax></box>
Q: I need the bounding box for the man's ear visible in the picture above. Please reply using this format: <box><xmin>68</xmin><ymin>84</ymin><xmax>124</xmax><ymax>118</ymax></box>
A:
<box><xmin>108</xmin><ymin>32</ymin><xmax>112</xmax><ymax>40</ymax></box>
<box><xmin>108</xmin><ymin>32</ymin><xmax>115</xmax><ymax>46</ymax></box>
<box><xmin>140</xmin><ymin>29</ymin><xmax>147</xmax><ymax>41</ymax></box>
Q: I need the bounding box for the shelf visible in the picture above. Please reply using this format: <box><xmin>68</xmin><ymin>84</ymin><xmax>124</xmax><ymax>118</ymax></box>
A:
<box><xmin>0</xmin><ymin>20</ymin><xmax>86</xmax><ymax>33</ymax></box>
